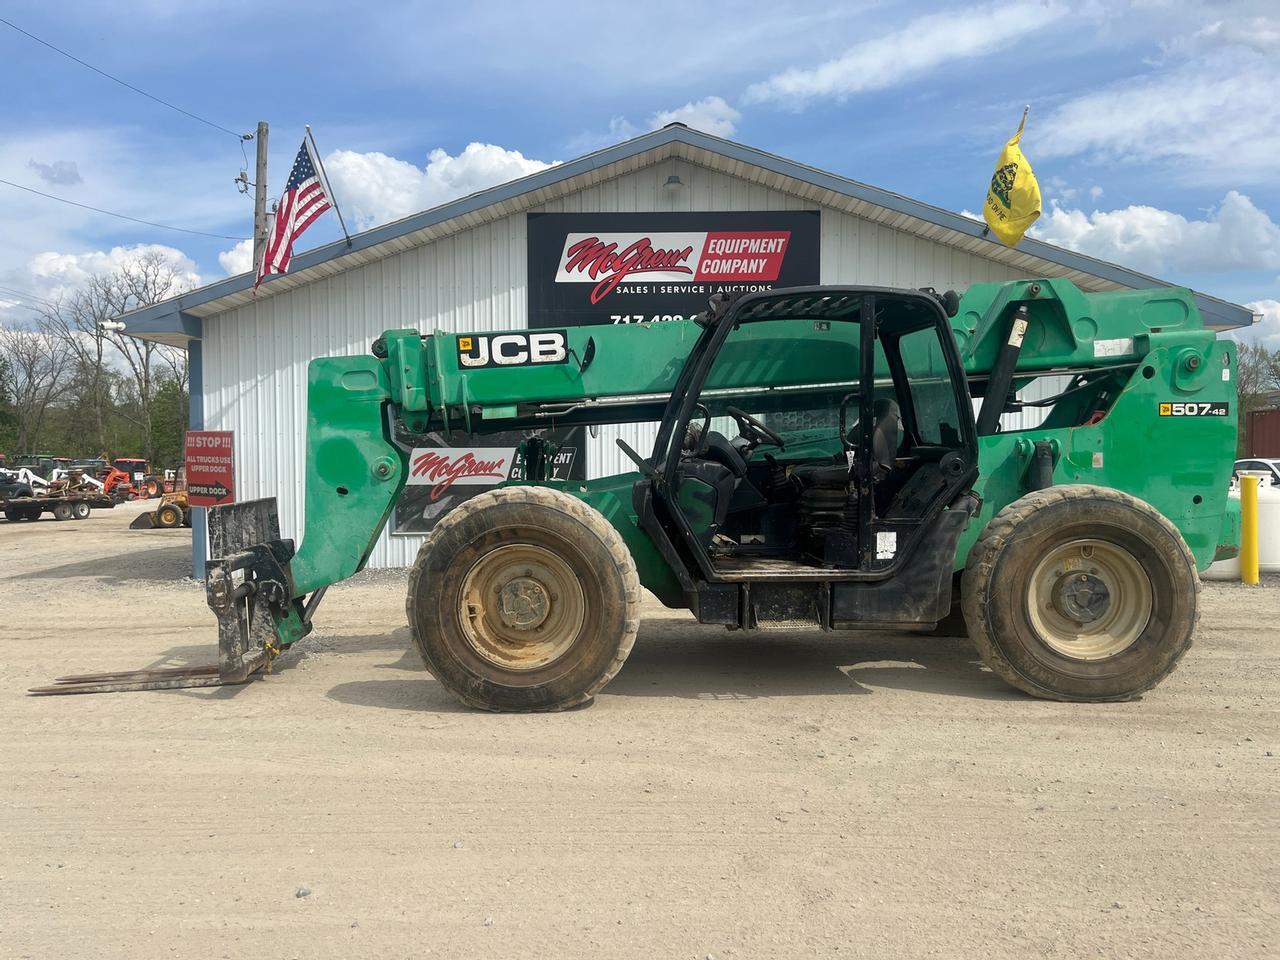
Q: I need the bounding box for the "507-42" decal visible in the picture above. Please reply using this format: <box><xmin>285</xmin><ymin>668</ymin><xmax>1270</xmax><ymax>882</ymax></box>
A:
<box><xmin>1158</xmin><ymin>401</ymin><xmax>1230</xmax><ymax>417</ymax></box>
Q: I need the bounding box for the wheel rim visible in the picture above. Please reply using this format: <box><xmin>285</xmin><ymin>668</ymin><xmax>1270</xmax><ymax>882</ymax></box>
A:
<box><xmin>458</xmin><ymin>543</ymin><xmax>585</xmax><ymax>672</ymax></box>
<box><xmin>1027</xmin><ymin>538</ymin><xmax>1153</xmax><ymax>660</ymax></box>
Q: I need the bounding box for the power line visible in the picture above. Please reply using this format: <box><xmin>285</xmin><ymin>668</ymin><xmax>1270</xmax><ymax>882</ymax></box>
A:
<box><xmin>0</xmin><ymin>285</ymin><xmax>58</xmax><ymax>309</ymax></box>
<box><xmin>0</xmin><ymin>293</ymin><xmax>41</xmax><ymax>310</ymax></box>
<box><xmin>0</xmin><ymin>16</ymin><xmax>251</xmax><ymax>142</ymax></box>
<box><xmin>0</xmin><ymin>177</ymin><xmax>250</xmax><ymax>241</ymax></box>
<box><xmin>0</xmin><ymin>292</ymin><xmax>51</xmax><ymax>316</ymax></box>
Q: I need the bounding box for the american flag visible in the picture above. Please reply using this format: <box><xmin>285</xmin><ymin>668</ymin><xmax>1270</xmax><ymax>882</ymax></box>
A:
<box><xmin>255</xmin><ymin>138</ymin><xmax>333</xmax><ymax>287</ymax></box>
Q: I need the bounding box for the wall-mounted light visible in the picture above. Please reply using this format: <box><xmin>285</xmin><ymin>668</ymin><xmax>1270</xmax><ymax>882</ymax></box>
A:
<box><xmin>664</xmin><ymin>174</ymin><xmax>684</xmax><ymax>191</ymax></box>
<box><xmin>98</xmin><ymin>320</ymin><xmax>127</xmax><ymax>332</ymax></box>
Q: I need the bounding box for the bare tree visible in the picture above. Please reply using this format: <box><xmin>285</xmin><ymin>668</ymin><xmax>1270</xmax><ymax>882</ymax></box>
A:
<box><xmin>104</xmin><ymin>250</ymin><xmax>195</xmax><ymax>464</ymax></box>
<box><xmin>38</xmin><ymin>273</ymin><xmax>126</xmax><ymax>453</ymax></box>
<box><xmin>0</xmin><ymin>321</ymin><xmax>75</xmax><ymax>451</ymax></box>
<box><xmin>158</xmin><ymin>344</ymin><xmax>189</xmax><ymax>431</ymax></box>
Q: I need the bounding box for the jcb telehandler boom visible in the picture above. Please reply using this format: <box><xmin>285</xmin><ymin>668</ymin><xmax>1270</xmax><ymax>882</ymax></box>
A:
<box><xmin>36</xmin><ymin>279</ymin><xmax>1238</xmax><ymax>706</ymax></box>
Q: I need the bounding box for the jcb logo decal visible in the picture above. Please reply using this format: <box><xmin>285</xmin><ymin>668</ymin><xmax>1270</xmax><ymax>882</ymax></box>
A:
<box><xmin>1159</xmin><ymin>401</ymin><xmax>1229</xmax><ymax>417</ymax></box>
<box><xmin>457</xmin><ymin>330</ymin><xmax>569</xmax><ymax>369</ymax></box>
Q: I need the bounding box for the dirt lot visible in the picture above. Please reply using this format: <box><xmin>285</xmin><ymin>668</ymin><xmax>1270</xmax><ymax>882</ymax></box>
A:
<box><xmin>1</xmin><ymin>500</ymin><xmax>1277</xmax><ymax>959</ymax></box>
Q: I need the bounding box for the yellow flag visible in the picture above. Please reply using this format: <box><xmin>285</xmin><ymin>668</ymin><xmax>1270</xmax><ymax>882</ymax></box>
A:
<box><xmin>983</xmin><ymin>109</ymin><xmax>1041</xmax><ymax>247</ymax></box>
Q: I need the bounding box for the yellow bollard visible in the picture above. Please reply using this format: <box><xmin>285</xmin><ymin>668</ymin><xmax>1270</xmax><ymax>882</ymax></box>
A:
<box><xmin>1240</xmin><ymin>474</ymin><xmax>1260</xmax><ymax>586</ymax></box>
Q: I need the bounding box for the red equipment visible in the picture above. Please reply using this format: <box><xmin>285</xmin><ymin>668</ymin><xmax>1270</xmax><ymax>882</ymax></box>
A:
<box><xmin>110</xmin><ymin>459</ymin><xmax>160</xmax><ymax>499</ymax></box>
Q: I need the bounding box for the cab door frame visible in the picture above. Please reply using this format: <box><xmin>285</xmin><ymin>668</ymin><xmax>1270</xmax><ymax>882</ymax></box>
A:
<box><xmin>633</xmin><ymin>286</ymin><xmax>977</xmax><ymax>589</ymax></box>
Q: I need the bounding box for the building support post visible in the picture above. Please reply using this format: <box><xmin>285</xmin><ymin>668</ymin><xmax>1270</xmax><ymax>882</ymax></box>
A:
<box><xmin>188</xmin><ymin>338</ymin><xmax>208</xmax><ymax>580</ymax></box>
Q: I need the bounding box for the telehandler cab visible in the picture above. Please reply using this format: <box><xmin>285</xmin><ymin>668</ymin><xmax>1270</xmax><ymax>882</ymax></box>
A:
<box><xmin>35</xmin><ymin>279</ymin><xmax>1238</xmax><ymax>707</ymax></box>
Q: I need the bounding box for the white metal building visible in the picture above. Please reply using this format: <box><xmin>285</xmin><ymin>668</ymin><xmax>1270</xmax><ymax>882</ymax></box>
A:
<box><xmin>120</xmin><ymin>123</ymin><xmax>1255</xmax><ymax>574</ymax></box>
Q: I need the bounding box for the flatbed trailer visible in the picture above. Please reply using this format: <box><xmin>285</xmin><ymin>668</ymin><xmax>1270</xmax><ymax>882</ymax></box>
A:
<box><xmin>2</xmin><ymin>491</ymin><xmax>116</xmax><ymax>522</ymax></box>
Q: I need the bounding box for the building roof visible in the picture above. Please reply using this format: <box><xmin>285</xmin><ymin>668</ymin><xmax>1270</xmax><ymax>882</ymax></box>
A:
<box><xmin>119</xmin><ymin>123</ymin><xmax>1258</xmax><ymax>345</ymax></box>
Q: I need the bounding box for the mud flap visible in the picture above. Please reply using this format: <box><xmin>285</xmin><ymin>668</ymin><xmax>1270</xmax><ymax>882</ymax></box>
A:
<box><xmin>206</xmin><ymin>499</ymin><xmax>298</xmax><ymax>683</ymax></box>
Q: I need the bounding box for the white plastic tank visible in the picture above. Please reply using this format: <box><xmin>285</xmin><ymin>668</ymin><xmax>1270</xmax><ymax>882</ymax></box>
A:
<box><xmin>1202</xmin><ymin>473</ymin><xmax>1280</xmax><ymax>580</ymax></box>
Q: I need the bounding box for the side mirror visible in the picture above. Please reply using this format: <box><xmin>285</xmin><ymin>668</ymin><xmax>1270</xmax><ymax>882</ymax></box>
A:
<box><xmin>579</xmin><ymin>337</ymin><xmax>596</xmax><ymax>374</ymax></box>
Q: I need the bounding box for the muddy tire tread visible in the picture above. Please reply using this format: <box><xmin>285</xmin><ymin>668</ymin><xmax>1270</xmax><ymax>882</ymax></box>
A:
<box><xmin>406</xmin><ymin>485</ymin><xmax>641</xmax><ymax>712</ymax></box>
<box><xmin>961</xmin><ymin>484</ymin><xmax>1200</xmax><ymax>702</ymax></box>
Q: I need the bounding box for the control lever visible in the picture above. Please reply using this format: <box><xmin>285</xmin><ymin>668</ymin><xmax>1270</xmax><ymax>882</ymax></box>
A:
<box><xmin>615</xmin><ymin>438</ymin><xmax>658</xmax><ymax>479</ymax></box>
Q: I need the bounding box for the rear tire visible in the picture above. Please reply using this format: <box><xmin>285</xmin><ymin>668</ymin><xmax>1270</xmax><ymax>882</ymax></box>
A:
<box><xmin>156</xmin><ymin>504</ymin><xmax>183</xmax><ymax>528</ymax></box>
<box><xmin>21</xmin><ymin>503</ymin><xmax>42</xmax><ymax>521</ymax></box>
<box><xmin>406</xmin><ymin>486</ymin><xmax>641</xmax><ymax>712</ymax></box>
<box><xmin>72</xmin><ymin>501</ymin><xmax>91</xmax><ymax>520</ymax></box>
<box><xmin>53</xmin><ymin>502</ymin><xmax>74</xmax><ymax>521</ymax></box>
<box><xmin>961</xmin><ymin>485</ymin><xmax>1198</xmax><ymax>702</ymax></box>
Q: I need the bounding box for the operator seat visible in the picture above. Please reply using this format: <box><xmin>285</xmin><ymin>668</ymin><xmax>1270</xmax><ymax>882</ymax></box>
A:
<box><xmin>696</xmin><ymin>427</ymin><xmax>749</xmax><ymax>479</ymax></box>
<box><xmin>792</xmin><ymin>398</ymin><xmax>901</xmax><ymax>489</ymax></box>
<box><xmin>674</xmin><ymin>423</ymin><xmax>748</xmax><ymax>549</ymax></box>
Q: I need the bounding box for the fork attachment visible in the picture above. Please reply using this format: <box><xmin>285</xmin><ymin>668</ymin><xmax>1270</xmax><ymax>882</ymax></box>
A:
<box><xmin>29</xmin><ymin>498</ymin><xmax>306</xmax><ymax>695</ymax></box>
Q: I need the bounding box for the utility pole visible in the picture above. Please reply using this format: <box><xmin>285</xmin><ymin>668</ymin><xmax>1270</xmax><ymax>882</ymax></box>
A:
<box><xmin>252</xmin><ymin>120</ymin><xmax>270</xmax><ymax>274</ymax></box>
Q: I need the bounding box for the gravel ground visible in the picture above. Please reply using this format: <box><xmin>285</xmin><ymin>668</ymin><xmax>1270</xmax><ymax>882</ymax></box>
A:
<box><xmin>1</xmin><ymin>500</ymin><xmax>1277</xmax><ymax>959</ymax></box>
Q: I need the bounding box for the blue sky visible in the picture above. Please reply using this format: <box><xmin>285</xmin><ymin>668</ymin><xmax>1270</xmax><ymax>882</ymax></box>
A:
<box><xmin>0</xmin><ymin>0</ymin><xmax>1276</xmax><ymax>341</ymax></box>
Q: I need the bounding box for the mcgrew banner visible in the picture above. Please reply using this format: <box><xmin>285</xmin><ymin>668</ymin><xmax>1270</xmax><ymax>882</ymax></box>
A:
<box><xmin>392</xmin><ymin>430</ymin><xmax>584</xmax><ymax>536</ymax></box>
<box><xmin>528</xmin><ymin>211</ymin><xmax>820</xmax><ymax>327</ymax></box>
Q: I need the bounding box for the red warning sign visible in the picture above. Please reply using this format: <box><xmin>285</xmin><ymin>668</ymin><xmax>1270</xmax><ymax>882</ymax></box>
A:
<box><xmin>184</xmin><ymin>431</ymin><xmax>235</xmax><ymax>507</ymax></box>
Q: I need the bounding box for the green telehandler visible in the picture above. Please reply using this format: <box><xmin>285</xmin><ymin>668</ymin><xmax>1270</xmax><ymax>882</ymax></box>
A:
<box><xmin>36</xmin><ymin>279</ymin><xmax>1239</xmax><ymax>707</ymax></box>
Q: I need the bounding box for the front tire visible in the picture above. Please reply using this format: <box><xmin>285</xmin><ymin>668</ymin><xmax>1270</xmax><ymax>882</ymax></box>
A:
<box><xmin>961</xmin><ymin>485</ymin><xmax>1199</xmax><ymax>702</ymax></box>
<box><xmin>156</xmin><ymin>504</ymin><xmax>183</xmax><ymax>528</ymax></box>
<box><xmin>406</xmin><ymin>486</ymin><xmax>641</xmax><ymax>712</ymax></box>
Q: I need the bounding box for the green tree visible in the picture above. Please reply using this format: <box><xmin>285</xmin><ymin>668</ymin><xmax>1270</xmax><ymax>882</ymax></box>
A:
<box><xmin>0</xmin><ymin>353</ymin><xmax>17</xmax><ymax>455</ymax></box>
<box><xmin>151</xmin><ymin>375</ymin><xmax>188</xmax><ymax>468</ymax></box>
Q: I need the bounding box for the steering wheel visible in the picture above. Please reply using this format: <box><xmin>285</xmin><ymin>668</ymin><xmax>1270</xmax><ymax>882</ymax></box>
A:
<box><xmin>726</xmin><ymin>406</ymin><xmax>785</xmax><ymax>451</ymax></box>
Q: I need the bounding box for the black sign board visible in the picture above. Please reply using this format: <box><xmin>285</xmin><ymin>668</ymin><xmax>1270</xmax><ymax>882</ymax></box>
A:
<box><xmin>527</xmin><ymin>210</ymin><xmax>821</xmax><ymax>328</ymax></box>
<box><xmin>392</xmin><ymin>427</ymin><xmax>586</xmax><ymax>536</ymax></box>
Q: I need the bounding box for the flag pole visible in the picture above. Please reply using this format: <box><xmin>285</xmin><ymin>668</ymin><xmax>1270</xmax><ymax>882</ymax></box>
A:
<box><xmin>305</xmin><ymin>124</ymin><xmax>352</xmax><ymax>248</ymax></box>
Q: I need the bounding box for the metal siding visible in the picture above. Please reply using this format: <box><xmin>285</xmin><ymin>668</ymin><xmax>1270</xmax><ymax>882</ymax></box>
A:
<box><xmin>201</xmin><ymin>162</ymin><xmax>1039</xmax><ymax>569</ymax></box>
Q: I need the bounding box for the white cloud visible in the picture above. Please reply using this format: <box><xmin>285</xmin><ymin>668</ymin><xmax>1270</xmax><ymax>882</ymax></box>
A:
<box><xmin>743</xmin><ymin>2</ymin><xmax>1065</xmax><ymax>108</ymax></box>
<box><xmin>1038</xmin><ymin>49</ymin><xmax>1279</xmax><ymax>185</ymax></box>
<box><xmin>218</xmin><ymin>239</ymin><xmax>253</xmax><ymax>276</ymax></box>
<box><xmin>324</xmin><ymin>142</ymin><xmax>555</xmax><ymax>231</ymax></box>
<box><xmin>565</xmin><ymin>117</ymin><xmax>640</xmax><ymax>155</ymax></box>
<box><xmin>1244</xmin><ymin>299</ymin><xmax>1280</xmax><ymax>346</ymax></box>
<box><xmin>566</xmin><ymin>97</ymin><xmax>739</xmax><ymax>156</ymax></box>
<box><xmin>24</xmin><ymin>244</ymin><xmax>202</xmax><ymax>301</ymax></box>
<box><xmin>1193</xmin><ymin>16</ymin><xmax>1280</xmax><ymax>54</ymax></box>
<box><xmin>1032</xmin><ymin>191</ymin><xmax>1280</xmax><ymax>276</ymax></box>
<box><xmin>649</xmin><ymin>97</ymin><xmax>741</xmax><ymax>137</ymax></box>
